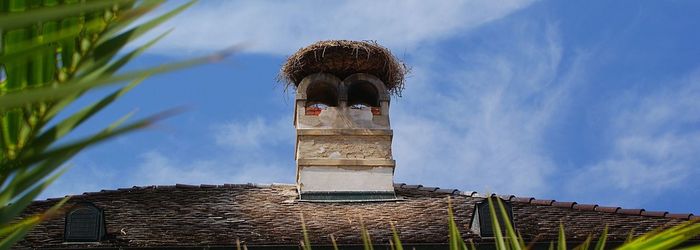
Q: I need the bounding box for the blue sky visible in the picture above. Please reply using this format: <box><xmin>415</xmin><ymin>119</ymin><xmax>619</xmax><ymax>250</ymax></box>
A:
<box><xmin>42</xmin><ymin>0</ymin><xmax>700</xmax><ymax>214</ymax></box>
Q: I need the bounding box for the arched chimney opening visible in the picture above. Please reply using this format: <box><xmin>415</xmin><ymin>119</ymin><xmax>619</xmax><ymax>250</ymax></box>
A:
<box><xmin>306</xmin><ymin>81</ymin><xmax>339</xmax><ymax>107</ymax></box>
<box><xmin>347</xmin><ymin>81</ymin><xmax>379</xmax><ymax>108</ymax></box>
<box><xmin>305</xmin><ymin>81</ymin><xmax>339</xmax><ymax>116</ymax></box>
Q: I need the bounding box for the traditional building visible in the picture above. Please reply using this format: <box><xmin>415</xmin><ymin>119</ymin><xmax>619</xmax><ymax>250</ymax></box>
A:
<box><xmin>17</xmin><ymin>40</ymin><xmax>697</xmax><ymax>249</ymax></box>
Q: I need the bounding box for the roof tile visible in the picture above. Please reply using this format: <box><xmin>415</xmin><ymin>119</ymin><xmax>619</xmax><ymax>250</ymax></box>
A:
<box><xmin>573</xmin><ymin>204</ymin><xmax>598</xmax><ymax>211</ymax></box>
<box><xmin>499</xmin><ymin>195</ymin><xmax>516</xmax><ymax>201</ymax></box>
<box><xmin>401</xmin><ymin>184</ymin><xmax>422</xmax><ymax>189</ymax></box>
<box><xmin>641</xmin><ymin>211</ymin><xmax>668</xmax><ymax>217</ymax></box>
<box><xmin>531</xmin><ymin>199</ymin><xmax>555</xmax><ymax>206</ymax></box>
<box><xmin>471</xmin><ymin>193</ymin><xmax>488</xmax><ymax>198</ymax></box>
<box><xmin>418</xmin><ymin>186</ymin><xmax>439</xmax><ymax>192</ymax></box>
<box><xmin>175</xmin><ymin>184</ymin><xmax>198</xmax><ymax>189</ymax></box>
<box><xmin>552</xmin><ymin>201</ymin><xmax>577</xmax><ymax>209</ymax></box>
<box><xmin>617</xmin><ymin>209</ymin><xmax>644</xmax><ymax>215</ymax></box>
<box><xmin>666</xmin><ymin>213</ymin><xmax>693</xmax><ymax>220</ymax></box>
<box><xmin>460</xmin><ymin>191</ymin><xmax>478</xmax><ymax>197</ymax></box>
<box><xmin>435</xmin><ymin>189</ymin><xmax>459</xmax><ymax>194</ymax></box>
<box><xmin>511</xmin><ymin>197</ymin><xmax>535</xmax><ymax>203</ymax></box>
<box><xmin>596</xmin><ymin>206</ymin><xmax>621</xmax><ymax>213</ymax></box>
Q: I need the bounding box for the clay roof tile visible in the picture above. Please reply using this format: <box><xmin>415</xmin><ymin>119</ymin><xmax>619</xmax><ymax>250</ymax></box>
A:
<box><xmin>552</xmin><ymin>201</ymin><xmax>577</xmax><ymax>209</ymax></box>
<box><xmin>401</xmin><ymin>184</ymin><xmax>423</xmax><ymax>189</ymax></box>
<box><xmin>666</xmin><ymin>213</ymin><xmax>693</xmax><ymax>220</ymax></box>
<box><xmin>531</xmin><ymin>199</ymin><xmax>555</xmax><ymax>206</ymax></box>
<box><xmin>573</xmin><ymin>204</ymin><xmax>598</xmax><ymax>211</ymax></box>
<box><xmin>617</xmin><ymin>209</ymin><xmax>645</xmax><ymax>216</ymax></box>
<box><xmin>641</xmin><ymin>211</ymin><xmax>668</xmax><ymax>217</ymax></box>
<box><xmin>596</xmin><ymin>206</ymin><xmax>621</xmax><ymax>213</ymax></box>
<box><xmin>511</xmin><ymin>197</ymin><xmax>535</xmax><ymax>203</ymax></box>
<box><xmin>435</xmin><ymin>188</ymin><xmax>459</xmax><ymax>194</ymax></box>
<box><xmin>418</xmin><ymin>186</ymin><xmax>439</xmax><ymax>192</ymax></box>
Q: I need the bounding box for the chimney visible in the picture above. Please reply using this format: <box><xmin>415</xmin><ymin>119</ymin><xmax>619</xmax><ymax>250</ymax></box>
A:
<box><xmin>280</xmin><ymin>40</ymin><xmax>408</xmax><ymax>201</ymax></box>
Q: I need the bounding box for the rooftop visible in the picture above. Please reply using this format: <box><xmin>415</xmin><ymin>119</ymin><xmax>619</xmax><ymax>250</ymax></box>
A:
<box><xmin>18</xmin><ymin>183</ymin><xmax>696</xmax><ymax>249</ymax></box>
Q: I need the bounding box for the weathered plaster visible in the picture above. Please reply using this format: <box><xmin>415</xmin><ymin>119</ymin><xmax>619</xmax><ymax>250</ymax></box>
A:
<box><xmin>298</xmin><ymin>166</ymin><xmax>395</xmax><ymax>192</ymax></box>
<box><xmin>297</xmin><ymin>135</ymin><xmax>392</xmax><ymax>160</ymax></box>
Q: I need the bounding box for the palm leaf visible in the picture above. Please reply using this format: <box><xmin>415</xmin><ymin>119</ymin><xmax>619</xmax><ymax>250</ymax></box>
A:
<box><xmin>390</xmin><ymin>222</ymin><xmax>404</xmax><ymax>250</ymax></box>
<box><xmin>0</xmin><ymin>0</ymin><xmax>133</xmax><ymax>30</ymax></box>
<box><xmin>0</xmin><ymin>48</ymin><xmax>234</xmax><ymax>110</ymax></box>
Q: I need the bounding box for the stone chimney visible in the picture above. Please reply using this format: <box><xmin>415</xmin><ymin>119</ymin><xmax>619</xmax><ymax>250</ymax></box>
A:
<box><xmin>280</xmin><ymin>40</ymin><xmax>407</xmax><ymax>201</ymax></box>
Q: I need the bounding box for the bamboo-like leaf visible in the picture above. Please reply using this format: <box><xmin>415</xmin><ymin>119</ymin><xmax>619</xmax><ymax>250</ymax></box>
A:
<box><xmin>618</xmin><ymin>221</ymin><xmax>700</xmax><ymax>250</ymax></box>
<box><xmin>390</xmin><ymin>222</ymin><xmax>404</xmax><ymax>250</ymax></box>
<box><xmin>677</xmin><ymin>244</ymin><xmax>700</xmax><ymax>250</ymax></box>
<box><xmin>300</xmin><ymin>213</ymin><xmax>311</xmax><ymax>250</ymax></box>
<box><xmin>0</xmin><ymin>168</ymin><xmax>65</xmax><ymax>225</ymax></box>
<box><xmin>517</xmin><ymin>231</ymin><xmax>527</xmax><ymax>249</ymax></box>
<box><xmin>30</xmin><ymin>76</ymin><xmax>147</xmax><ymax>155</ymax></box>
<box><xmin>558</xmin><ymin>224</ymin><xmax>566</xmax><ymax>250</ymax></box>
<box><xmin>487</xmin><ymin>197</ymin><xmax>506</xmax><ymax>250</ymax></box>
<box><xmin>574</xmin><ymin>235</ymin><xmax>592</xmax><ymax>250</ymax></box>
<box><xmin>89</xmin><ymin>0</ymin><xmax>195</xmax><ymax>65</ymax></box>
<box><xmin>0</xmin><ymin>196</ymin><xmax>68</xmax><ymax>250</ymax></box>
<box><xmin>0</xmin><ymin>48</ymin><xmax>235</xmax><ymax>110</ymax></box>
<box><xmin>98</xmin><ymin>0</ymin><xmax>166</xmax><ymax>39</ymax></box>
<box><xmin>330</xmin><ymin>234</ymin><xmax>339</xmax><ymax>250</ymax></box>
<box><xmin>78</xmin><ymin>29</ymin><xmax>171</xmax><ymax>82</ymax></box>
<box><xmin>13</xmin><ymin>109</ymin><xmax>175</xmax><ymax>170</ymax></box>
<box><xmin>0</xmin><ymin>215</ymin><xmax>40</xmax><ymax>237</ymax></box>
<box><xmin>0</xmin><ymin>0</ymin><xmax>133</xmax><ymax>30</ymax></box>
<box><xmin>593</xmin><ymin>226</ymin><xmax>607</xmax><ymax>250</ymax></box>
<box><xmin>625</xmin><ymin>228</ymin><xmax>636</xmax><ymax>243</ymax></box>
<box><xmin>447</xmin><ymin>197</ymin><xmax>465</xmax><ymax>250</ymax></box>
<box><xmin>39</xmin><ymin>30</ymin><xmax>171</xmax><ymax>125</ymax></box>
<box><xmin>360</xmin><ymin>219</ymin><xmax>374</xmax><ymax>250</ymax></box>
<box><xmin>497</xmin><ymin>198</ymin><xmax>522</xmax><ymax>250</ymax></box>
<box><xmin>6</xmin><ymin>110</ymin><xmax>140</xmax><ymax>201</ymax></box>
<box><xmin>0</xmin><ymin>18</ymin><xmax>106</xmax><ymax>64</ymax></box>
<box><xmin>0</xmin><ymin>1</ymin><xmax>199</xmax><ymax>249</ymax></box>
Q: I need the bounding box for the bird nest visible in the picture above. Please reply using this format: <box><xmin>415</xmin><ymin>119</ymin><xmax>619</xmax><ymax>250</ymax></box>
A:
<box><xmin>279</xmin><ymin>40</ymin><xmax>409</xmax><ymax>96</ymax></box>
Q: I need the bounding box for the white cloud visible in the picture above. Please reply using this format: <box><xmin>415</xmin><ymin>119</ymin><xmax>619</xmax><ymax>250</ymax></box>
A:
<box><xmin>145</xmin><ymin>0</ymin><xmax>535</xmax><ymax>55</ymax></box>
<box><xmin>213</xmin><ymin>117</ymin><xmax>291</xmax><ymax>150</ymax></box>
<box><xmin>565</xmin><ymin>70</ymin><xmax>700</xmax><ymax>206</ymax></box>
<box><xmin>131</xmin><ymin>117</ymin><xmax>295</xmax><ymax>186</ymax></box>
<box><xmin>392</xmin><ymin>23</ymin><xmax>582</xmax><ymax>197</ymax></box>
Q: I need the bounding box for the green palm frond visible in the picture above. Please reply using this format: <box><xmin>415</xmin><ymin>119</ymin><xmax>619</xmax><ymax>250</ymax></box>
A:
<box><xmin>0</xmin><ymin>1</ymin><xmax>219</xmax><ymax>248</ymax></box>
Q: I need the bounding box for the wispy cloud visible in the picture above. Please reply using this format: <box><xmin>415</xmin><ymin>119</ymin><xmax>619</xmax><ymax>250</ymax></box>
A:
<box><xmin>131</xmin><ymin>116</ymin><xmax>295</xmax><ymax>186</ymax></box>
<box><xmin>145</xmin><ymin>0</ymin><xmax>535</xmax><ymax>55</ymax></box>
<box><xmin>565</xmin><ymin>70</ymin><xmax>700</xmax><ymax>206</ymax></box>
<box><xmin>214</xmin><ymin>117</ymin><xmax>290</xmax><ymax>150</ymax></box>
<box><xmin>392</xmin><ymin>23</ymin><xmax>584</xmax><ymax>197</ymax></box>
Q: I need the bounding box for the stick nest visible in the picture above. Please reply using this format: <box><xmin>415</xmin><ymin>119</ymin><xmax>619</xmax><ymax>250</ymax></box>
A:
<box><xmin>279</xmin><ymin>40</ymin><xmax>409</xmax><ymax>96</ymax></box>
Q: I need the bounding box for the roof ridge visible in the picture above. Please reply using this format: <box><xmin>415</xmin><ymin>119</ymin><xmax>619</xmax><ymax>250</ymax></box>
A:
<box><xmin>36</xmin><ymin>183</ymin><xmax>297</xmax><ymax>204</ymax></box>
<box><xmin>35</xmin><ymin>182</ymin><xmax>696</xmax><ymax>221</ymax></box>
<box><xmin>392</xmin><ymin>183</ymin><xmax>697</xmax><ymax>221</ymax></box>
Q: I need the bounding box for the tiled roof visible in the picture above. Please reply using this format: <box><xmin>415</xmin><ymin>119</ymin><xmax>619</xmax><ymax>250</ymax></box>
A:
<box><xmin>16</xmin><ymin>183</ymin><xmax>696</xmax><ymax>249</ymax></box>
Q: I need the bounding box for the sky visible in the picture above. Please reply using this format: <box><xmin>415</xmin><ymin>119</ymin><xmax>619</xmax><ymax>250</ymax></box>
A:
<box><xmin>41</xmin><ymin>0</ymin><xmax>700</xmax><ymax>214</ymax></box>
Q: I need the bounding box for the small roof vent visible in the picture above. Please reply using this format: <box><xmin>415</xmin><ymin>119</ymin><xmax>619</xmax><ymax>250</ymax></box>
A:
<box><xmin>64</xmin><ymin>203</ymin><xmax>105</xmax><ymax>242</ymax></box>
<box><xmin>470</xmin><ymin>199</ymin><xmax>515</xmax><ymax>237</ymax></box>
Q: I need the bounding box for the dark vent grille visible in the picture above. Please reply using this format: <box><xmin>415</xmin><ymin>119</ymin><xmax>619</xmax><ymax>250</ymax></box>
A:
<box><xmin>471</xmin><ymin>199</ymin><xmax>514</xmax><ymax>237</ymax></box>
<box><xmin>301</xmin><ymin>191</ymin><xmax>397</xmax><ymax>201</ymax></box>
<box><xmin>65</xmin><ymin>204</ymin><xmax>104</xmax><ymax>242</ymax></box>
